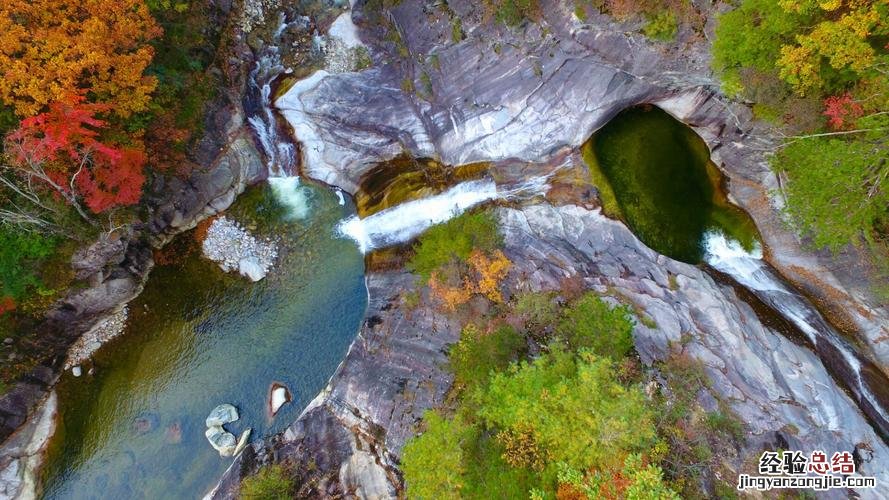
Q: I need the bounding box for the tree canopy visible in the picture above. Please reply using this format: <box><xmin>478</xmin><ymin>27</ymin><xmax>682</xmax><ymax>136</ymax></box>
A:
<box><xmin>0</xmin><ymin>0</ymin><xmax>162</xmax><ymax>118</ymax></box>
<box><xmin>714</xmin><ymin>0</ymin><xmax>888</xmax><ymax>96</ymax></box>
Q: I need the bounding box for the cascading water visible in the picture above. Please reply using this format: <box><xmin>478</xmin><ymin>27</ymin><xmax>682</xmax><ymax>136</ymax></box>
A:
<box><xmin>704</xmin><ymin>232</ymin><xmax>889</xmax><ymax>438</ymax></box>
<box><xmin>269</xmin><ymin>176</ymin><xmax>311</xmax><ymax>219</ymax></box>
<box><xmin>244</xmin><ymin>12</ymin><xmax>313</xmax><ymax>177</ymax></box>
<box><xmin>584</xmin><ymin>105</ymin><xmax>889</xmax><ymax>442</ymax></box>
<box><xmin>337</xmin><ymin>175</ymin><xmax>552</xmax><ymax>253</ymax></box>
<box><xmin>246</xmin><ymin>55</ymin><xmax>295</xmax><ymax>177</ymax></box>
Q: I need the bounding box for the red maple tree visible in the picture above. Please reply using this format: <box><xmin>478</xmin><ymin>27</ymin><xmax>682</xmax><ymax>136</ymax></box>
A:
<box><xmin>0</xmin><ymin>296</ymin><xmax>16</xmax><ymax>315</ymax></box>
<box><xmin>822</xmin><ymin>93</ymin><xmax>864</xmax><ymax>130</ymax></box>
<box><xmin>4</xmin><ymin>95</ymin><xmax>146</xmax><ymax>214</ymax></box>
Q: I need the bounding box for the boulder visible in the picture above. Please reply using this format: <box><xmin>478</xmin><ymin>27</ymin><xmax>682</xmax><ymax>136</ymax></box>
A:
<box><xmin>269</xmin><ymin>383</ymin><xmax>291</xmax><ymax>416</ymax></box>
<box><xmin>205</xmin><ymin>426</ymin><xmax>237</xmax><ymax>457</ymax></box>
<box><xmin>233</xmin><ymin>428</ymin><xmax>252</xmax><ymax>456</ymax></box>
<box><xmin>238</xmin><ymin>257</ymin><xmax>266</xmax><ymax>282</ymax></box>
<box><xmin>205</xmin><ymin>404</ymin><xmax>239</xmax><ymax>427</ymax></box>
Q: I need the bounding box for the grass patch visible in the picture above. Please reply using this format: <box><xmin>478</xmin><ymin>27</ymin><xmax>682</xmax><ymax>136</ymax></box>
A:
<box><xmin>485</xmin><ymin>0</ymin><xmax>541</xmax><ymax>26</ymax></box>
<box><xmin>239</xmin><ymin>464</ymin><xmax>294</xmax><ymax>499</ymax></box>
<box><xmin>642</xmin><ymin>11</ymin><xmax>678</xmax><ymax>41</ymax></box>
<box><xmin>451</xmin><ymin>17</ymin><xmax>464</xmax><ymax>42</ymax></box>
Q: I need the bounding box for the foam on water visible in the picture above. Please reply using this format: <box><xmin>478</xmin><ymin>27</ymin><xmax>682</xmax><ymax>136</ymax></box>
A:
<box><xmin>269</xmin><ymin>176</ymin><xmax>311</xmax><ymax>219</ymax></box>
<box><xmin>703</xmin><ymin>231</ymin><xmax>889</xmax><ymax>428</ymax></box>
<box><xmin>336</xmin><ymin>174</ymin><xmax>554</xmax><ymax>253</ymax></box>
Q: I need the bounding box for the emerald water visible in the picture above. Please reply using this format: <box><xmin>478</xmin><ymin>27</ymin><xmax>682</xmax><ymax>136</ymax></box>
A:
<box><xmin>584</xmin><ymin>105</ymin><xmax>760</xmax><ymax>263</ymax></box>
<box><xmin>39</xmin><ymin>181</ymin><xmax>366</xmax><ymax>499</ymax></box>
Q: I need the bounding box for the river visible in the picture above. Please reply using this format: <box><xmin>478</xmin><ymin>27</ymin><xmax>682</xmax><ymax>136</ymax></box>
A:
<box><xmin>39</xmin><ymin>182</ymin><xmax>367</xmax><ymax>499</ymax></box>
<box><xmin>37</xmin><ymin>101</ymin><xmax>889</xmax><ymax>498</ymax></box>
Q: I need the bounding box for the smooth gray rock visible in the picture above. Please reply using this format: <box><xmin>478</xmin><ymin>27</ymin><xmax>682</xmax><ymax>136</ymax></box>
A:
<box><xmin>274</xmin><ymin>0</ymin><xmax>887</xmax><ymax>367</ymax></box>
<box><xmin>205</xmin><ymin>426</ymin><xmax>238</xmax><ymax>457</ymax></box>
<box><xmin>206</xmin><ymin>404</ymin><xmax>239</xmax><ymax>428</ymax></box>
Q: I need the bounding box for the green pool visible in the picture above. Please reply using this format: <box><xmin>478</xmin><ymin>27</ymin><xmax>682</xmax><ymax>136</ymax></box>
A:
<box><xmin>583</xmin><ymin>105</ymin><xmax>760</xmax><ymax>263</ymax></box>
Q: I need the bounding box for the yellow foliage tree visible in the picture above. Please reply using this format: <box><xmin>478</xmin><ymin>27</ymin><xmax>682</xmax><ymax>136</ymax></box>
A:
<box><xmin>429</xmin><ymin>272</ymin><xmax>474</xmax><ymax>312</ymax></box>
<box><xmin>776</xmin><ymin>0</ymin><xmax>888</xmax><ymax>93</ymax></box>
<box><xmin>468</xmin><ymin>249</ymin><xmax>511</xmax><ymax>303</ymax></box>
<box><xmin>0</xmin><ymin>0</ymin><xmax>162</xmax><ymax>117</ymax></box>
<box><xmin>429</xmin><ymin>250</ymin><xmax>512</xmax><ymax>311</ymax></box>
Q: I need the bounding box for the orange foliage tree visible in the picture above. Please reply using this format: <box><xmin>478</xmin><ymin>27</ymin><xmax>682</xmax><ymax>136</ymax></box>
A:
<box><xmin>0</xmin><ymin>0</ymin><xmax>162</xmax><ymax>117</ymax></box>
<box><xmin>429</xmin><ymin>250</ymin><xmax>512</xmax><ymax>311</ymax></box>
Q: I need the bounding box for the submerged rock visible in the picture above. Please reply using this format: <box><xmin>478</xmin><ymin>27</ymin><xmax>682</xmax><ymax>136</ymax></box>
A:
<box><xmin>205</xmin><ymin>404</ymin><xmax>239</xmax><ymax>428</ymax></box>
<box><xmin>133</xmin><ymin>413</ymin><xmax>159</xmax><ymax>435</ymax></box>
<box><xmin>165</xmin><ymin>422</ymin><xmax>182</xmax><ymax>444</ymax></box>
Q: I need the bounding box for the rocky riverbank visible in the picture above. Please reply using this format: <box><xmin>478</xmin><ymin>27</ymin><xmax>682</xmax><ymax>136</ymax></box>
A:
<box><xmin>202</xmin><ymin>217</ymin><xmax>278</xmax><ymax>281</ymax></box>
<box><xmin>211</xmin><ymin>202</ymin><xmax>889</xmax><ymax>498</ymax></box>
<box><xmin>5</xmin><ymin>0</ymin><xmax>886</xmax><ymax>498</ymax></box>
<box><xmin>0</xmin><ymin>0</ymin><xmax>276</xmax><ymax>494</ymax></box>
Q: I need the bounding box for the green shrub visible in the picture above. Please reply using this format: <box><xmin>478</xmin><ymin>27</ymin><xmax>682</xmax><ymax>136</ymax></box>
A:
<box><xmin>403</xmin><ymin>347</ymin><xmax>674</xmax><ymax>498</ymax></box>
<box><xmin>556</xmin><ymin>293</ymin><xmax>635</xmax><ymax>358</ymax></box>
<box><xmin>0</xmin><ymin>227</ymin><xmax>56</xmax><ymax>302</ymax></box>
<box><xmin>486</xmin><ymin>0</ymin><xmax>539</xmax><ymax>26</ymax></box>
<box><xmin>239</xmin><ymin>464</ymin><xmax>294</xmax><ymax>500</ymax></box>
<box><xmin>407</xmin><ymin>211</ymin><xmax>501</xmax><ymax>281</ymax></box>
<box><xmin>353</xmin><ymin>46</ymin><xmax>373</xmax><ymax>70</ymax></box>
<box><xmin>475</xmin><ymin>348</ymin><xmax>658</xmax><ymax>474</ymax></box>
<box><xmin>513</xmin><ymin>291</ymin><xmax>558</xmax><ymax>335</ymax></box>
<box><xmin>402</xmin><ymin>411</ymin><xmax>473</xmax><ymax>500</ymax></box>
<box><xmin>772</xmin><ymin>123</ymin><xmax>889</xmax><ymax>252</ymax></box>
<box><xmin>450</xmin><ymin>17</ymin><xmax>464</xmax><ymax>42</ymax></box>
<box><xmin>449</xmin><ymin>324</ymin><xmax>524</xmax><ymax>393</ymax></box>
<box><xmin>642</xmin><ymin>11</ymin><xmax>677</xmax><ymax>41</ymax></box>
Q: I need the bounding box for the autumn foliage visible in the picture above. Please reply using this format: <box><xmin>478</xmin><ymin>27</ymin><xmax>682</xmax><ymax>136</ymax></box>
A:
<box><xmin>0</xmin><ymin>0</ymin><xmax>162</xmax><ymax>117</ymax></box>
<box><xmin>776</xmin><ymin>0</ymin><xmax>888</xmax><ymax>94</ymax></box>
<box><xmin>0</xmin><ymin>296</ymin><xmax>16</xmax><ymax>315</ymax></box>
<box><xmin>5</xmin><ymin>96</ymin><xmax>147</xmax><ymax>212</ymax></box>
<box><xmin>822</xmin><ymin>93</ymin><xmax>865</xmax><ymax>130</ymax></box>
<box><xmin>429</xmin><ymin>249</ymin><xmax>511</xmax><ymax>310</ymax></box>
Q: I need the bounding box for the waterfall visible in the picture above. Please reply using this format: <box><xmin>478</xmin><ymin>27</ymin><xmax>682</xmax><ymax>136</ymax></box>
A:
<box><xmin>336</xmin><ymin>175</ymin><xmax>553</xmax><ymax>253</ymax></box>
<box><xmin>247</xmin><ymin>59</ymin><xmax>296</xmax><ymax>177</ymax></box>
<box><xmin>704</xmin><ymin>232</ymin><xmax>889</xmax><ymax>436</ymax></box>
<box><xmin>337</xmin><ymin>179</ymin><xmax>499</xmax><ymax>253</ymax></box>
<box><xmin>269</xmin><ymin>177</ymin><xmax>311</xmax><ymax>219</ymax></box>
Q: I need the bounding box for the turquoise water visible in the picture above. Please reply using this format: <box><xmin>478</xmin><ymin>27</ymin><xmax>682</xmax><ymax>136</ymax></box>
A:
<box><xmin>40</xmin><ymin>182</ymin><xmax>366</xmax><ymax>499</ymax></box>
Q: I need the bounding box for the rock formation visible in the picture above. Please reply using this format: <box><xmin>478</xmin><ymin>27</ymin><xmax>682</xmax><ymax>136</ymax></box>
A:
<box><xmin>201</xmin><ymin>217</ymin><xmax>278</xmax><ymax>282</ymax></box>
<box><xmin>205</xmin><ymin>404</ymin><xmax>251</xmax><ymax>458</ymax></box>
<box><xmin>213</xmin><ymin>1</ymin><xmax>888</xmax><ymax>497</ymax></box>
